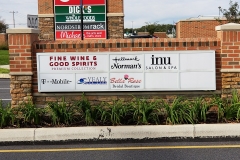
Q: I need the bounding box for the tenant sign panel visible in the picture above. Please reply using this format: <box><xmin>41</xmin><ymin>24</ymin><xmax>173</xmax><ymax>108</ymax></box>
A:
<box><xmin>37</xmin><ymin>51</ymin><xmax>216</xmax><ymax>92</ymax></box>
<box><xmin>54</xmin><ymin>0</ymin><xmax>106</xmax><ymax>40</ymax></box>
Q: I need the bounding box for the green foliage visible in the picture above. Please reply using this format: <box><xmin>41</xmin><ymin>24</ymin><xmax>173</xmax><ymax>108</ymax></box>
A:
<box><xmin>0</xmin><ymin>50</ymin><xmax>9</xmax><ymax>65</ymax></box>
<box><xmin>210</xmin><ymin>95</ymin><xmax>226</xmax><ymax>122</ymax></box>
<box><xmin>219</xmin><ymin>1</ymin><xmax>240</xmax><ymax>23</ymax></box>
<box><xmin>125</xmin><ymin>23</ymin><xmax>176</xmax><ymax>37</ymax></box>
<box><xmin>46</xmin><ymin>98</ymin><xmax>75</xmax><ymax>125</ymax></box>
<box><xmin>189</xmin><ymin>97</ymin><xmax>210</xmax><ymax>123</ymax></box>
<box><xmin>145</xmin><ymin>22</ymin><xmax>159</xmax><ymax>35</ymax></box>
<box><xmin>0</xmin><ymin>101</ymin><xmax>14</xmax><ymax>128</ymax></box>
<box><xmin>102</xmin><ymin>100</ymin><xmax>131</xmax><ymax>125</ymax></box>
<box><xmin>165</xmin><ymin>97</ymin><xmax>194</xmax><ymax>125</ymax></box>
<box><xmin>3</xmin><ymin>92</ymin><xmax>240</xmax><ymax>128</ymax></box>
<box><xmin>17</xmin><ymin>101</ymin><xmax>42</xmax><ymax>125</ymax></box>
<box><xmin>74</xmin><ymin>96</ymin><xmax>102</xmax><ymax>125</ymax></box>
<box><xmin>223</xmin><ymin>90</ymin><xmax>240</xmax><ymax>121</ymax></box>
<box><xmin>0</xmin><ymin>68</ymin><xmax>9</xmax><ymax>73</ymax></box>
<box><xmin>0</xmin><ymin>17</ymin><xmax>8</xmax><ymax>33</ymax></box>
<box><xmin>131</xmin><ymin>98</ymin><xmax>160</xmax><ymax>125</ymax></box>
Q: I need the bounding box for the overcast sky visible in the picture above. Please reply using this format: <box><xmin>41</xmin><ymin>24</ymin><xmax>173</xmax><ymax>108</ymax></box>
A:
<box><xmin>0</xmin><ymin>0</ymin><xmax>234</xmax><ymax>29</ymax></box>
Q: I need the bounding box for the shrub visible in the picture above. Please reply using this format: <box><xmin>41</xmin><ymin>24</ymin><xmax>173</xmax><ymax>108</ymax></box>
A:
<box><xmin>16</xmin><ymin>101</ymin><xmax>42</xmax><ymax>126</ymax></box>
<box><xmin>74</xmin><ymin>96</ymin><xmax>102</xmax><ymax>126</ymax></box>
<box><xmin>46</xmin><ymin>98</ymin><xmax>76</xmax><ymax>126</ymax></box>
<box><xmin>0</xmin><ymin>100</ymin><xmax>14</xmax><ymax>128</ymax></box>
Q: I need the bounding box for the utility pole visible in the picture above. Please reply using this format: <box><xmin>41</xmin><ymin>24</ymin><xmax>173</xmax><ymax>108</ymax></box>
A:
<box><xmin>9</xmin><ymin>11</ymin><xmax>18</xmax><ymax>28</ymax></box>
<box><xmin>218</xmin><ymin>6</ymin><xmax>221</xmax><ymax>18</ymax></box>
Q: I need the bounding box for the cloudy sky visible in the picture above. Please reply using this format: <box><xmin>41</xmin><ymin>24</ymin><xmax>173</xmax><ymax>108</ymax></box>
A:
<box><xmin>0</xmin><ymin>0</ymin><xmax>234</xmax><ymax>29</ymax></box>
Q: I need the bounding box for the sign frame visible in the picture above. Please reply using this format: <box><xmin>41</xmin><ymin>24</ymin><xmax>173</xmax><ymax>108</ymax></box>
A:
<box><xmin>54</xmin><ymin>0</ymin><xmax>107</xmax><ymax>40</ymax></box>
<box><xmin>37</xmin><ymin>51</ymin><xmax>216</xmax><ymax>92</ymax></box>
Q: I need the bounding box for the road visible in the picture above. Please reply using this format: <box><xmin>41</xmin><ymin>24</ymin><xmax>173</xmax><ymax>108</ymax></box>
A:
<box><xmin>0</xmin><ymin>78</ymin><xmax>11</xmax><ymax>106</ymax></box>
<box><xmin>1</xmin><ymin>140</ymin><xmax>240</xmax><ymax>160</ymax></box>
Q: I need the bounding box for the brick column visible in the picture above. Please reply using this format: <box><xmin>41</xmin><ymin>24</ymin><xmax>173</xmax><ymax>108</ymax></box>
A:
<box><xmin>38</xmin><ymin>0</ymin><xmax>54</xmax><ymax>40</ymax></box>
<box><xmin>216</xmin><ymin>23</ymin><xmax>240</xmax><ymax>97</ymax></box>
<box><xmin>6</xmin><ymin>28</ymin><xmax>39</xmax><ymax>108</ymax></box>
<box><xmin>107</xmin><ymin>0</ymin><xmax>124</xmax><ymax>39</ymax></box>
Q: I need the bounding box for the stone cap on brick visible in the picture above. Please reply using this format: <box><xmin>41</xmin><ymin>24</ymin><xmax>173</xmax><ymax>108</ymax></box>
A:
<box><xmin>107</xmin><ymin>13</ymin><xmax>124</xmax><ymax>17</ymax></box>
<box><xmin>6</xmin><ymin>28</ymin><xmax>40</xmax><ymax>34</ymax></box>
<box><xmin>216</xmin><ymin>23</ymin><xmax>240</xmax><ymax>31</ymax></box>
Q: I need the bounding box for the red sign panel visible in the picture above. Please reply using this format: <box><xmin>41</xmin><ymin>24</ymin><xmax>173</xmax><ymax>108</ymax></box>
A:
<box><xmin>56</xmin><ymin>30</ymin><xmax>106</xmax><ymax>39</ymax></box>
<box><xmin>55</xmin><ymin>0</ymin><xmax>105</xmax><ymax>5</ymax></box>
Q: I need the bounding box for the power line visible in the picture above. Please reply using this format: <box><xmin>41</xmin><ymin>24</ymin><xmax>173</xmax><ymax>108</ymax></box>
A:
<box><xmin>9</xmin><ymin>11</ymin><xmax>18</xmax><ymax>28</ymax></box>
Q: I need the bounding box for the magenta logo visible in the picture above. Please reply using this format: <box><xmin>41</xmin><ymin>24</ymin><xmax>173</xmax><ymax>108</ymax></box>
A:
<box><xmin>124</xmin><ymin>74</ymin><xmax>129</xmax><ymax>80</ymax></box>
<box><xmin>110</xmin><ymin>74</ymin><xmax>141</xmax><ymax>84</ymax></box>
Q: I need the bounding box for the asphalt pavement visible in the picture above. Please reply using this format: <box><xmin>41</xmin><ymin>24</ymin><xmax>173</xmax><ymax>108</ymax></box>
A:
<box><xmin>1</xmin><ymin>141</ymin><xmax>240</xmax><ymax>160</ymax></box>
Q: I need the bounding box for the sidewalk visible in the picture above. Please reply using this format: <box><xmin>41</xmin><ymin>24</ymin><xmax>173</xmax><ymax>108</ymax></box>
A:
<box><xmin>1</xmin><ymin>124</ymin><xmax>240</xmax><ymax>143</ymax></box>
<box><xmin>0</xmin><ymin>65</ymin><xmax>10</xmax><ymax>78</ymax></box>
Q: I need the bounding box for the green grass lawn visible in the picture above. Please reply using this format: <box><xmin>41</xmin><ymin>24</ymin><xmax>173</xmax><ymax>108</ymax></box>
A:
<box><xmin>0</xmin><ymin>50</ymin><xmax>9</xmax><ymax>65</ymax></box>
<box><xmin>0</xmin><ymin>68</ymin><xmax>9</xmax><ymax>73</ymax></box>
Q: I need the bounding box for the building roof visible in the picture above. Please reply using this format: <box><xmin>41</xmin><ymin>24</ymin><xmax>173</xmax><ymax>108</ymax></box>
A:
<box><xmin>178</xmin><ymin>15</ymin><xmax>227</xmax><ymax>22</ymax></box>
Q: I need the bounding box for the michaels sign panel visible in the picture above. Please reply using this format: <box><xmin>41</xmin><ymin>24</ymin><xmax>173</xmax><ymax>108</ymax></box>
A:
<box><xmin>54</xmin><ymin>0</ymin><xmax>106</xmax><ymax>40</ymax></box>
<box><xmin>37</xmin><ymin>51</ymin><xmax>216</xmax><ymax>92</ymax></box>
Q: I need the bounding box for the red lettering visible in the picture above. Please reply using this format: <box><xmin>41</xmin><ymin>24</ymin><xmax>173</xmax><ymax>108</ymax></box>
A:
<box><xmin>110</xmin><ymin>78</ymin><xmax>125</xmax><ymax>83</ymax></box>
<box><xmin>49</xmin><ymin>62</ymin><xmax>69</xmax><ymax>66</ymax></box>
<box><xmin>128</xmin><ymin>78</ymin><xmax>141</xmax><ymax>83</ymax></box>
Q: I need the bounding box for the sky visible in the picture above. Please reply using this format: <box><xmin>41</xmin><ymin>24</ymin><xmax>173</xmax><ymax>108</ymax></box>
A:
<box><xmin>0</xmin><ymin>0</ymin><xmax>235</xmax><ymax>29</ymax></box>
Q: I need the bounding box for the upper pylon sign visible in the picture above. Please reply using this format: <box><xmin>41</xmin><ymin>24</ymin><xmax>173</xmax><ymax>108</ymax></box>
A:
<box><xmin>54</xmin><ymin>0</ymin><xmax>107</xmax><ymax>40</ymax></box>
<box><xmin>55</xmin><ymin>0</ymin><xmax>105</xmax><ymax>5</ymax></box>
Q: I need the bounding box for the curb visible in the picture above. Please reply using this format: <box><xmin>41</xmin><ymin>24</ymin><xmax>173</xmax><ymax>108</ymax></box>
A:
<box><xmin>1</xmin><ymin>124</ymin><xmax>240</xmax><ymax>143</ymax></box>
<box><xmin>0</xmin><ymin>74</ymin><xmax>10</xmax><ymax>79</ymax></box>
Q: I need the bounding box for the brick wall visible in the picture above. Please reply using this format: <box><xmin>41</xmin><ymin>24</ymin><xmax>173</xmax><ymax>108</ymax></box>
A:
<box><xmin>30</xmin><ymin>38</ymin><xmax>221</xmax><ymax>106</ymax></box>
<box><xmin>216</xmin><ymin>24</ymin><xmax>240</xmax><ymax>97</ymax></box>
<box><xmin>9</xmin><ymin>23</ymin><xmax>240</xmax><ymax>108</ymax></box>
<box><xmin>177</xmin><ymin>19</ymin><xmax>228</xmax><ymax>38</ymax></box>
<box><xmin>0</xmin><ymin>33</ymin><xmax>7</xmax><ymax>45</ymax></box>
<box><xmin>154</xmin><ymin>32</ymin><xmax>167</xmax><ymax>38</ymax></box>
<box><xmin>37</xmin><ymin>0</ymin><xmax>124</xmax><ymax>39</ymax></box>
<box><xmin>38</xmin><ymin>0</ymin><xmax>53</xmax><ymax>14</ymax></box>
<box><xmin>107</xmin><ymin>0</ymin><xmax>123</xmax><ymax>13</ymax></box>
<box><xmin>7</xmin><ymin>29</ymin><xmax>39</xmax><ymax>107</ymax></box>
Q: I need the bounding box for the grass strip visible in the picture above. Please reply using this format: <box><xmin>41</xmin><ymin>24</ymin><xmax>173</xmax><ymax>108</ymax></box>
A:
<box><xmin>0</xmin><ymin>50</ymin><xmax>9</xmax><ymax>65</ymax></box>
<box><xmin>0</xmin><ymin>68</ymin><xmax>9</xmax><ymax>73</ymax></box>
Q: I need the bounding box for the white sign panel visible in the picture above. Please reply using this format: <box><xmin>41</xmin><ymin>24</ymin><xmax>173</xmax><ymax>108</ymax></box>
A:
<box><xmin>76</xmin><ymin>73</ymin><xmax>109</xmax><ymax>90</ymax></box>
<box><xmin>109</xmin><ymin>54</ymin><xmax>144</xmax><ymax>72</ymax></box>
<box><xmin>145</xmin><ymin>53</ymin><xmax>179</xmax><ymax>72</ymax></box>
<box><xmin>38</xmin><ymin>54</ymin><xmax>109</xmax><ymax>73</ymax></box>
<box><xmin>110</xmin><ymin>73</ymin><xmax>144</xmax><ymax>90</ymax></box>
<box><xmin>37</xmin><ymin>51</ymin><xmax>216</xmax><ymax>92</ymax></box>
<box><xmin>39</xmin><ymin>73</ymin><xmax>75</xmax><ymax>91</ymax></box>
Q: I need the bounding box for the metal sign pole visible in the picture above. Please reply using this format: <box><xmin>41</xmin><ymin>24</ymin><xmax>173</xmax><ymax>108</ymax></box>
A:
<box><xmin>80</xmin><ymin>0</ymin><xmax>84</xmax><ymax>40</ymax></box>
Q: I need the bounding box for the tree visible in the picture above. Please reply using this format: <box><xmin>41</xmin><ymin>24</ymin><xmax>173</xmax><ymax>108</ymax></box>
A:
<box><xmin>0</xmin><ymin>17</ymin><xmax>9</xmax><ymax>33</ymax></box>
<box><xmin>136</xmin><ymin>23</ymin><xmax>175</xmax><ymax>34</ymax></box>
<box><xmin>219</xmin><ymin>0</ymin><xmax>240</xmax><ymax>23</ymax></box>
<box><xmin>145</xmin><ymin>22</ymin><xmax>159</xmax><ymax>35</ymax></box>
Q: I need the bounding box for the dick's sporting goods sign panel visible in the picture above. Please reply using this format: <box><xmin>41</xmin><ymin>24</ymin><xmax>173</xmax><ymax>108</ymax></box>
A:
<box><xmin>37</xmin><ymin>51</ymin><xmax>216</xmax><ymax>92</ymax></box>
<box><xmin>54</xmin><ymin>0</ymin><xmax>106</xmax><ymax>40</ymax></box>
